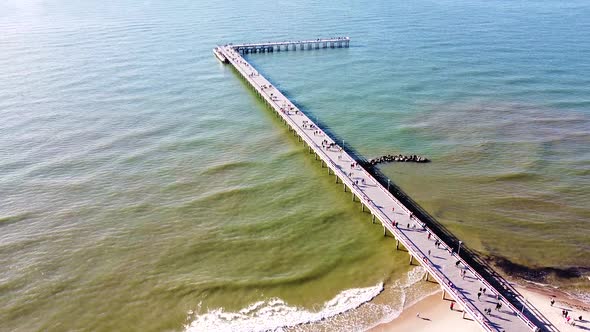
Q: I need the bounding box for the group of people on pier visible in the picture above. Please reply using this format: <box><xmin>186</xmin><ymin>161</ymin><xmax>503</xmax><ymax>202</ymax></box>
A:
<box><xmin>322</xmin><ymin>140</ymin><xmax>340</xmax><ymax>151</ymax></box>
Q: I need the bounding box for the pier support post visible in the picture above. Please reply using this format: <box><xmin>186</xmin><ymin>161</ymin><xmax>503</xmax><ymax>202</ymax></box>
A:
<box><xmin>372</xmin><ymin>215</ymin><xmax>376</xmax><ymax>224</ymax></box>
<box><xmin>462</xmin><ymin>311</ymin><xmax>466</xmax><ymax>319</ymax></box>
<box><xmin>396</xmin><ymin>239</ymin><xmax>399</xmax><ymax>250</ymax></box>
<box><xmin>383</xmin><ymin>226</ymin><xmax>386</xmax><ymax>236</ymax></box>
<box><xmin>343</xmin><ymin>183</ymin><xmax>347</xmax><ymax>192</ymax></box>
<box><xmin>442</xmin><ymin>289</ymin><xmax>446</xmax><ymax>300</ymax></box>
<box><xmin>352</xmin><ymin>193</ymin><xmax>355</xmax><ymax>201</ymax></box>
<box><xmin>361</xmin><ymin>204</ymin><xmax>365</xmax><ymax>212</ymax></box>
<box><xmin>424</xmin><ymin>272</ymin><xmax>429</xmax><ymax>281</ymax></box>
<box><xmin>409</xmin><ymin>255</ymin><xmax>414</xmax><ymax>265</ymax></box>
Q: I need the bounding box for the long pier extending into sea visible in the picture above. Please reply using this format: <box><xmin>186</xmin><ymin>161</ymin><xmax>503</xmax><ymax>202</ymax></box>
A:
<box><xmin>214</xmin><ymin>38</ymin><xmax>548</xmax><ymax>332</ymax></box>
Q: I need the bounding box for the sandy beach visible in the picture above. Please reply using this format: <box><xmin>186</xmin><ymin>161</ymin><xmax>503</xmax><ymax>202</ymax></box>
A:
<box><xmin>517</xmin><ymin>286</ymin><xmax>590</xmax><ymax>332</ymax></box>
<box><xmin>370</xmin><ymin>291</ymin><xmax>480</xmax><ymax>332</ymax></box>
<box><xmin>370</xmin><ymin>286</ymin><xmax>589</xmax><ymax>332</ymax></box>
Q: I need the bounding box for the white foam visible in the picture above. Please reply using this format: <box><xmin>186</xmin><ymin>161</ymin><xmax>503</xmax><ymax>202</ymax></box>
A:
<box><xmin>403</xmin><ymin>265</ymin><xmax>426</xmax><ymax>286</ymax></box>
<box><xmin>184</xmin><ymin>282</ymin><xmax>384</xmax><ymax>332</ymax></box>
<box><xmin>364</xmin><ymin>266</ymin><xmax>439</xmax><ymax>331</ymax></box>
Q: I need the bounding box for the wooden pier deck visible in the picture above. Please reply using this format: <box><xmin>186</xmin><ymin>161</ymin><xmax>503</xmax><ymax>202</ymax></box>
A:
<box><xmin>214</xmin><ymin>38</ymin><xmax>543</xmax><ymax>332</ymax></box>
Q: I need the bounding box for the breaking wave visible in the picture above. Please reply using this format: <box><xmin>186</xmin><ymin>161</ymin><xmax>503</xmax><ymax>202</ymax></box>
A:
<box><xmin>184</xmin><ymin>282</ymin><xmax>384</xmax><ymax>332</ymax></box>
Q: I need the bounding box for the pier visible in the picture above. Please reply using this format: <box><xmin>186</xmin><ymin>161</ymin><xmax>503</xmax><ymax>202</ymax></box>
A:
<box><xmin>214</xmin><ymin>38</ymin><xmax>546</xmax><ymax>332</ymax></box>
<box><xmin>229</xmin><ymin>37</ymin><xmax>350</xmax><ymax>54</ymax></box>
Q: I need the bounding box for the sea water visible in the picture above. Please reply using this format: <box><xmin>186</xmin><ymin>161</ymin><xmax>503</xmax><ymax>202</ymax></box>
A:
<box><xmin>1</xmin><ymin>0</ymin><xmax>589</xmax><ymax>330</ymax></box>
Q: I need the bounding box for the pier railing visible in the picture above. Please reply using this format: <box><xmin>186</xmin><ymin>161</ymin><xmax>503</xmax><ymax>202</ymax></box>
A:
<box><xmin>228</xmin><ymin>37</ymin><xmax>350</xmax><ymax>53</ymax></box>
<box><xmin>231</xmin><ymin>37</ymin><xmax>350</xmax><ymax>48</ymax></box>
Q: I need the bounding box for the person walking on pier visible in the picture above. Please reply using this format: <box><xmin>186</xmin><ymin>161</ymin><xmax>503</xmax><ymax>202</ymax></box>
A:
<box><xmin>450</xmin><ymin>302</ymin><xmax>455</xmax><ymax>311</ymax></box>
<box><xmin>477</xmin><ymin>292</ymin><xmax>482</xmax><ymax>300</ymax></box>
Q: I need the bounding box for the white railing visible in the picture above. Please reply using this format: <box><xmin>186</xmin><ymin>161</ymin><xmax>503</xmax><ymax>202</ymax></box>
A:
<box><xmin>231</xmin><ymin>37</ymin><xmax>350</xmax><ymax>48</ymax></box>
<box><xmin>450</xmin><ymin>252</ymin><xmax>538</xmax><ymax>330</ymax></box>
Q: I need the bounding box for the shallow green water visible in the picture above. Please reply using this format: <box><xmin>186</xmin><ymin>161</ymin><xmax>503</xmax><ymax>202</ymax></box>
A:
<box><xmin>1</xmin><ymin>0</ymin><xmax>589</xmax><ymax>330</ymax></box>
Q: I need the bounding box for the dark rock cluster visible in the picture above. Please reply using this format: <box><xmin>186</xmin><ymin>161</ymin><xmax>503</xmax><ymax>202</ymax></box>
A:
<box><xmin>368</xmin><ymin>154</ymin><xmax>430</xmax><ymax>165</ymax></box>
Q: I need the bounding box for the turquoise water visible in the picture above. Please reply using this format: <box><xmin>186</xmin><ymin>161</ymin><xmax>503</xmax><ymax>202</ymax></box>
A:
<box><xmin>1</xmin><ymin>0</ymin><xmax>589</xmax><ymax>330</ymax></box>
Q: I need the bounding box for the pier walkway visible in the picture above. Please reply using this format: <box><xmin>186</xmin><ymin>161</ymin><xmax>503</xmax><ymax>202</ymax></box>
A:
<box><xmin>231</xmin><ymin>37</ymin><xmax>350</xmax><ymax>53</ymax></box>
<box><xmin>215</xmin><ymin>39</ymin><xmax>542</xmax><ymax>332</ymax></box>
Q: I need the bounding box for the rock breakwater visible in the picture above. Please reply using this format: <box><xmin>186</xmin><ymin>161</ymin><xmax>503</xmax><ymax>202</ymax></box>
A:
<box><xmin>368</xmin><ymin>154</ymin><xmax>430</xmax><ymax>165</ymax></box>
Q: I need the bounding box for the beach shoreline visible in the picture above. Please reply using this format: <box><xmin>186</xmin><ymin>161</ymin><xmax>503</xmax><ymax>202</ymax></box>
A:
<box><xmin>369</xmin><ymin>283</ymin><xmax>590</xmax><ymax>332</ymax></box>
<box><xmin>368</xmin><ymin>291</ymin><xmax>480</xmax><ymax>332</ymax></box>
